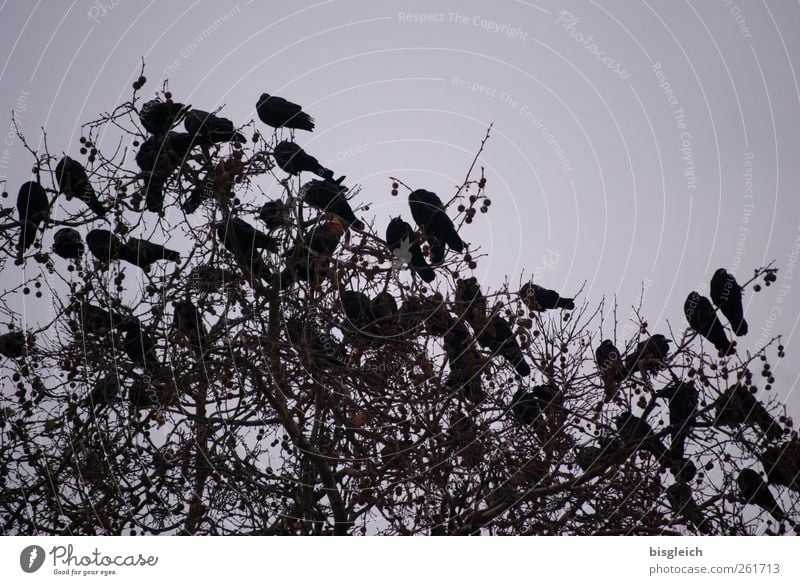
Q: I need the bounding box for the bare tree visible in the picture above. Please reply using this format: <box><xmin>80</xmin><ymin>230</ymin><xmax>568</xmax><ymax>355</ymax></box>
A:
<box><xmin>1</xmin><ymin>68</ymin><xmax>798</xmax><ymax>535</ymax></box>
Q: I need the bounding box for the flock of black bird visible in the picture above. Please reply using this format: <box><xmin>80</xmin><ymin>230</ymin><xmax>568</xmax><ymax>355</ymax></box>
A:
<box><xmin>3</xmin><ymin>89</ymin><xmax>798</xmax><ymax>530</ymax></box>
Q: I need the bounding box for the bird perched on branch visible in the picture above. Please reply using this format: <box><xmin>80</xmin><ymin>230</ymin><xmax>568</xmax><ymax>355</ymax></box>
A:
<box><xmin>595</xmin><ymin>339</ymin><xmax>625</xmax><ymax>402</ymax></box>
<box><xmin>136</xmin><ymin>132</ymin><xmax>197</xmax><ymax>212</ymax></box>
<box><xmin>183</xmin><ymin>109</ymin><xmax>245</xmax><ymax>144</ymax></box>
<box><xmin>476</xmin><ymin>314</ymin><xmax>530</xmax><ymax>377</ymax></box>
<box><xmin>86</xmin><ymin>229</ymin><xmax>125</xmax><ymax>264</ymax></box>
<box><xmin>301</xmin><ymin>177</ymin><xmax>363</xmax><ymax>229</ymax></box>
<box><xmin>454</xmin><ymin>277</ymin><xmax>488</xmax><ymax>328</ymax></box>
<box><xmin>259</xmin><ymin>199</ymin><xmax>287</xmax><ymax>230</ymax></box>
<box><xmin>624</xmin><ymin>334</ymin><xmax>671</xmax><ymax>376</ymax></box>
<box><xmin>123</xmin><ymin>236</ymin><xmax>181</xmax><ymax>271</ymax></box>
<box><xmin>408</xmin><ymin>189</ymin><xmax>464</xmax><ymax>261</ymax></box>
<box><xmin>760</xmin><ymin>441</ymin><xmax>800</xmax><ymax>494</ymax></box>
<box><xmin>0</xmin><ymin>331</ymin><xmax>26</xmax><ymax>358</ymax></box>
<box><xmin>55</xmin><ymin>156</ymin><xmax>106</xmax><ymax>217</ymax></box>
<box><xmin>615</xmin><ymin>411</ymin><xmax>670</xmax><ymax>461</ymax></box>
<box><xmin>121</xmin><ymin>321</ymin><xmax>158</xmax><ymax>370</ymax></box>
<box><xmin>656</xmin><ymin>382</ymin><xmax>699</xmax><ymax>460</ymax></box>
<box><xmin>75</xmin><ymin>302</ymin><xmax>131</xmax><ymax>337</ymax></box>
<box><xmin>216</xmin><ymin>218</ymin><xmax>275</xmax><ymax>282</ymax></box>
<box><xmin>52</xmin><ymin>228</ymin><xmax>84</xmax><ymax>259</ymax></box>
<box><xmin>713</xmin><ymin>383</ymin><xmax>782</xmax><ymax>441</ymax></box>
<box><xmin>385</xmin><ymin>217</ymin><xmax>435</xmax><ymax>283</ymax></box>
<box><xmin>173</xmin><ymin>300</ymin><xmax>208</xmax><ymax>356</ymax></box>
<box><xmin>256</xmin><ymin>93</ymin><xmax>315</xmax><ymax>131</ymax></box>
<box><xmin>684</xmin><ymin>291</ymin><xmax>735</xmax><ymax>356</ymax></box>
<box><xmin>16</xmin><ymin>181</ymin><xmax>49</xmax><ymax>257</ymax></box>
<box><xmin>510</xmin><ymin>385</ymin><xmax>558</xmax><ymax>426</ymax></box>
<box><xmin>273</xmin><ymin>141</ymin><xmax>333</xmax><ymax>179</ymax></box>
<box><xmin>139</xmin><ymin>98</ymin><xmax>190</xmax><ymax>135</ymax></box>
<box><xmin>666</xmin><ymin>482</ymin><xmax>711</xmax><ymax>534</ymax></box>
<box><xmin>279</xmin><ymin>218</ymin><xmax>344</xmax><ymax>287</ymax></box>
<box><xmin>710</xmin><ymin>268</ymin><xmax>748</xmax><ymax>336</ymax></box>
<box><xmin>737</xmin><ymin>468</ymin><xmax>789</xmax><ymax>523</ymax></box>
<box><xmin>519</xmin><ymin>282</ymin><xmax>574</xmax><ymax>312</ymax></box>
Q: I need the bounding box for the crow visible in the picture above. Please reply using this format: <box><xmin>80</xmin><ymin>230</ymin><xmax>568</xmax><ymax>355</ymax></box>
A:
<box><xmin>136</xmin><ymin>132</ymin><xmax>197</xmax><ymax>212</ymax></box>
<box><xmin>666</xmin><ymin>482</ymin><xmax>711</xmax><ymax>534</ymax></box>
<box><xmin>710</xmin><ymin>268</ymin><xmax>748</xmax><ymax>336</ymax></box>
<box><xmin>121</xmin><ymin>321</ymin><xmax>158</xmax><ymax>370</ymax></box>
<box><xmin>182</xmin><ymin>175</ymin><xmax>215</xmax><ymax>214</ymax></box>
<box><xmin>139</xmin><ymin>99</ymin><xmax>190</xmax><ymax>135</ymax></box>
<box><xmin>624</xmin><ymin>334</ymin><xmax>671</xmax><ymax>376</ymax></box>
<box><xmin>87</xmin><ymin>375</ymin><xmax>121</xmax><ymax>412</ymax></box>
<box><xmin>510</xmin><ymin>385</ymin><xmax>557</xmax><ymax>426</ymax></box>
<box><xmin>519</xmin><ymin>282</ymin><xmax>575</xmax><ymax>312</ymax></box>
<box><xmin>684</xmin><ymin>291</ymin><xmax>735</xmax><ymax>356</ymax></box>
<box><xmin>446</xmin><ymin>335</ymin><xmax>486</xmax><ymax>404</ymax></box>
<box><xmin>370</xmin><ymin>291</ymin><xmax>399</xmax><ymax>335</ymax></box>
<box><xmin>75</xmin><ymin>302</ymin><xmax>131</xmax><ymax>336</ymax></box>
<box><xmin>216</xmin><ymin>219</ymin><xmax>275</xmax><ymax>282</ymax></box>
<box><xmin>760</xmin><ymin>441</ymin><xmax>800</xmax><ymax>494</ymax></box>
<box><xmin>86</xmin><ymin>229</ymin><xmax>125</xmax><ymax>264</ymax></box>
<box><xmin>259</xmin><ymin>199</ymin><xmax>287</xmax><ymax>230</ymax></box>
<box><xmin>656</xmin><ymin>382</ymin><xmax>699</xmax><ymax>460</ymax></box>
<box><xmin>16</xmin><ymin>181</ymin><xmax>49</xmax><ymax>255</ymax></box>
<box><xmin>183</xmin><ymin>109</ymin><xmax>245</xmax><ymax>143</ymax></box>
<box><xmin>301</xmin><ymin>177</ymin><xmax>362</xmax><ymax>229</ymax></box>
<box><xmin>55</xmin><ymin>156</ymin><xmax>106</xmax><ymax>217</ymax></box>
<box><xmin>595</xmin><ymin>339</ymin><xmax>625</xmax><ymax>402</ymax></box>
<box><xmin>385</xmin><ymin>217</ymin><xmax>435</xmax><ymax>283</ymax></box>
<box><xmin>52</xmin><ymin>228</ymin><xmax>84</xmax><ymax>259</ymax></box>
<box><xmin>615</xmin><ymin>411</ymin><xmax>670</xmax><ymax>461</ymax></box>
<box><xmin>341</xmin><ymin>290</ymin><xmax>373</xmax><ymax>328</ymax></box>
<box><xmin>454</xmin><ymin>277</ymin><xmax>488</xmax><ymax>327</ymax></box>
<box><xmin>173</xmin><ymin>300</ymin><xmax>208</xmax><ymax>356</ymax></box>
<box><xmin>737</xmin><ymin>468</ymin><xmax>789</xmax><ymax>523</ymax></box>
<box><xmin>0</xmin><ymin>331</ymin><xmax>26</xmax><ymax>358</ymax></box>
<box><xmin>256</xmin><ymin>93</ymin><xmax>315</xmax><ymax>131</ymax></box>
<box><xmin>272</xmin><ymin>140</ymin><xmax>333</xmax><ymax>179</ymax></box>
<box><xmin>123</xmin><ymin>237</ymin><xmax>180</xmax><ymax>271</ymax></box>
<box><xmin>279</xmin><ymin>218</ymin><xmax>344</xmax><ymax>287</ymax></box>
<box><xmin>476</xmin><ymin>314</ymin><xmax>531</xmax><ymax>377</ymax></box>
<box><xmin>408</xmin><ymin>189</ymin><xmax>464</xmax><ymax>259</ymax></box>
<box><xmin>714</xmin><ymin>383</ymin><xmax>782</xmax><ymax>441</ymax></box>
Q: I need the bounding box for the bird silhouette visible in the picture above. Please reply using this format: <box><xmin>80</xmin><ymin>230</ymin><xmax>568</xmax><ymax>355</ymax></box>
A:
<box><xmin>408</xmin><ymin>189</ymin><xmax>464</xmax><ymax>260</ymax></box>
<box><xmin>52</xmin><ymin>228</ymin><xmax>84</xmax><ymax>259</ymax></box>
<box><xmin>173</xmin><ymin>300</ymin><xmax>208</xmax><ymax>356</ymax></box>
<box><xmin>760</xmin><ymin>441</ymin><xmax>800</xmax><ymax>494</ymax></box>
<box><xmin>445</xmin><ymin>321</ymin><xmax>485</xmax><ymax>403</ymax></box>
<box><xmin>714</xmin><ymin>383</ymin><xmax>782</xmax><ymax>441</ymax></box>
<box><xmin>510</xmin><ymin>385</ymin><xmax>558</xmax><ymax>426</ymax></box>
<box><xmin>259</xmin><ymin>199</ymin><xmax>287</xmax><ymax>230</ymax></box>
<box><xmin>385</xmin><ymin>217</ymin><xmax>435</xmax><ymax>283</ymax></box>
<box><xmin>0</xmin><ymin>331</ymin><xmax>26</xmax><ymax>358</ymax></box>
<box><xmin>737</xmin><ymin>468</ymin><xmax>789</xmax><ymax>523</ymax></box>
<box><xmin>86</xmin><ymin>229</ymin><xmax>125</xmax><ymax>264</ymax></box>
<box><xmin>684</xmin><ymin>291</ymin><xmax>735</xmax><ymax>356</ymax></box>
<box><xmin>279</xmin><ymin>219</ymin><xmax>344</xmax><ymax>287</ymax></box>
<box><xmin>710</xmin><ymin>268</ymin><xmax>748</xmax><ymax>336</ymax></box>
<box><xmin>519</xmin><ymin>282</ymin><xmax>575</xmax><ymax>312</ymax></box>
<box><xmin>121</xmin><ymin>321</ymin><xmax>158</xmax><ymax>370</ymax></box>
<box><xmin>55</xmin><ymin>156</ymin><xmax>106</xmax><ymax>217</ymax></box>
<box><xmin>135</xmin><ymin>132</ymin><xmax>197</xmax><ymax>212</ymax></box>
<box><xmin>216</xmin><ymin>219</ymin><xmax>275</xmax><ymax>282</ymax></box>
<box><xmin>454</xmin><ymin>277</ymin><xmax>488</xmax><ymax>327</ymax></box>
<box><xmin>183</xmin><ymin>109</ymin><xmax>244</xmax><ymax>143</ymax></box>
<box><xmin>476</xmin><ymin>314</ymin><xmax>530</xmax><ymax>377</ymax></box>
<box><xmin>666</xmin><ymin>482</ymin><xmax>712</xmax><ymax>534</ymax></box>
<box><xmin>16</xmin><ymin>181</ymin><xmax>49</xmax><ymax>256</ymax></box>
<box><xmin>615</xmin><ymin>411</ymin><xmax>670</xmax><ymax>461</ymax></box>
<box><xmin>139</xmin><ymin>98</ymin><xmax>190</xmax><ymax>135</ymax></box>
<box><xmin>75</xmin><ymin>302</ymin><xmax>131</xmax><ymax>336</ymax></box>
<box><xmin>256</xmin><ymin>93</ymin><xmax>315</xmax><ymax>131</ymax></box>
<box><xmin>340</xmin><ymin>290</ymin><xmax>373</xmax><ymax>330</ymax></box>
<box><xmin>301</xmin><ymin>177</ymin><xmax>363</xmax><ymax>229</ymax></box>
<box><xmin>123</xmin><ymin>237</ymin><xmax>180</xmax><ymax>271</ymax></box>
<box><xmin>624</xmin><ymin>334</ymin><xmax>671</xmax><ymax>376</ymax></box>
<box><xmin>272</xmin><ymin>141</ymin><xmax>333</xmax><ymax>179</ymax></box>
<box><xmin>656</xmin><ymin>382</ymin><xmax>699</xmax><ymax>460</ymax></box>
<box><xmin>595</xmin><ymin>339</ymin><xmax>625</xmax><ymax>402</ymax></box>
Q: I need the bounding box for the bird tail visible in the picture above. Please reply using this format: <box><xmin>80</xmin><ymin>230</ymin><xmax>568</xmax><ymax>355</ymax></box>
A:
<box><xmin>412</xmin><ymin>250</ymin><xmax>436</xmax><ymax>283</ymax></box>
<box><xmin>440</xmin><ymin>219</ymin><xmax>464</xmax><ymax>253</ymax></box>
<box><xmin>163</xmin><ymin>248</ymin><xmax>181</xmax><ymax>263</ymax></box>
<box><xmin>734</xmin><ymin>317</ymin><xmax>749</xmax><ymax>336</ymax></box>
<box><xmin>558</xmin><ymin>297</ymin><xmax>575</xmax><ymax>310</ymax></box>
<box><xmin>318</xmin><ymin>167</ymin><xmax>334</xmax><ymax>181</ymax></box>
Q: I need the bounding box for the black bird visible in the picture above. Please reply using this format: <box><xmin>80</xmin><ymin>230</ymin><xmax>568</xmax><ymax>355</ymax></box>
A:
<box><xmin>279</xmin><ymin>218</ymin><xmax>344</xmax><ymax>287</ymax></box>
<box><xmin>88</xmin><ymin>375</ymin><xmax>121</xmax><ymax>412</ymax></box>
<box><xmin>76</xmin><ymin>302</ymin><xmax>130</xmax><ymax>336</ymax></box>
<box><xmin>173</xmin><ymin>300</ymin><xmax>208</xmax><ymax>355</ymax></box>
<box><xmin>385</xmin><ymin>217</ymin><xmax>435</xmax><ymax>283</ymax></box>
<box><xmin>477</xmin><ymin>314</ymin><xmax>531</xmax><ymax>377</ymax></box>
<box><xmin>714</xmin><ymin>383</ymin><xmax>782</xmax><ymax>440</ymax></box>
<box><xmin>52</xmin><ymin>228</ymin><xmax>84</xmax><ymax>259</ymax></box>
<box><xmin>615</xmin><ymin>411</ymin><xmax>670</xmax><ymax>461</ymax></box>
<box><xmin>760</xmin><ymin>441</ymin><xmax>800</xmax><ymax>494</ymax></box>
<box><xmin>183</xmin><ymin>109</ymin><xmax>244</xmax><ymax>143</ymax></box>
<box><xmin>136</xmin><ymin>132</ymin><xmax>197</xmax><ymax>212</ymax></box>
<box><xmin>54</xmin><ymin>156</ymin><xmax>106</xmax><ymax>217</ymax></box>
<box><xmin>684</xmin><ymin>291</ymin><xmax>735</xmax><ymax>356</ymax></box>
<box><xmin>444</xmin><ymin>320</ymin><xmax>485</xmax><ymax>402</ymax></box>
<box><xmin>595</xmin><ymin>339</ymin><xmax>625</xmax><ymax>402</ymax></box>
<box><xmin>86</xmin><ymin>229</ymin><xmax>125</xmax><ymax>264</ymax></box>
<box><xmin>123</xmin><ymin>237</ymin><xmax>180</xmax><ymax>271</ymax></box>
<box><xmin>121</xmin><ymin>321</ymin><xmax>158</xmax><ymax>370</ymax></box>
<box><xmin>16</xmin><ymin>181</ymin><xmax>49</xmax><ymax>254</ymax></box>
<box><xmin>519</xmin><ymin>282</ymin><xmax>575</xmax><ymax>312</ymax></box>
<box><xmin>256</xmin><ymin>93</ymin><xmax>315</xmax><ymax>131</ymax></box>
<box><xmin>259</xmin><ymin>199</ymin><xmax>287</xmax><ymax>230</ymax></box>
<box><xmin>272</xmin><ymin>140</ymin><xmax>333</xmax><ymax>179</ymax></box>
<box><xmin>370</xmin><ymin>291</ymin><xmax>399</xmax><ymax>335</ymax></box>
<box><xmin>301</xmin><ymin>177</ymin><xmax>363</xmax><ymax>229</ymax></box>
<box><xmin>0</xmin><ymin>331</ymin><xmax>26</xmax><ymax>358</ymax></box>
<box><xmin>341</xmin><ymin>290</ymin><xmax>373</xmax><ymax>329</ymax></box>
<box><xmin>216</xmin><ymin>219</ymin><xmax>275</xmax><ymax>282</ymax></box>
<box><xmin>182</xmin><ymin>175</ymin><xmax>215</xmax><ymax>214</ymax></box>
<box><xmin>710</xmin><ymin>268</ymin><xmax>748</xmax><ymax>336</ymax></box>
<box><xmin>455</xmin><ymin>277</ymin><xmax>488</xmax><ymax>326</ymax></box>
<box><xmin>624</xmin><ymin>334</ymin><xmax>671</xmax><ymax>376</ymax></box>
<box><xmin>656</xmin><ymin>382</ymin><xmax>699</xmax><ymax>459</ymax></box>
<box><xmin>510</xmin><ymin>385</ymin><xmax>558</xmax><ymax>426</ymax></box>
<box><xmin>737</xmin><ymin>468</ymin><xmax>789</xmax><ymax>523</ymax></box>
<box><xmin>139</xmin><ymin>99</ymin><xmax>190</xmax><ymax>135</ymax></box>
<box><xmin>666</xmin><ymin>482</ymin><xmax>712</xmax><ymax>534</ymax></box>
<box><xmin>408</xmin><ymin>189</ymin><xmax>464</xmax><ymax>259</ymax></box>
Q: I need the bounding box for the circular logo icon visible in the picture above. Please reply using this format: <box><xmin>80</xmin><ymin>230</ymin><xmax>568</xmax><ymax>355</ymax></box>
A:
<box><xmin>20</xmin><ymin>545</ymin><xmax>46</xmax><ymax>573</ymax></box>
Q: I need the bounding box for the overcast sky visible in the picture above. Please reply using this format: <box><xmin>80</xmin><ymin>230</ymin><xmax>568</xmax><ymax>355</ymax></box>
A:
<box><xmin>2</xmin><ymin>0</ymin><xmax>800</xmax><ymax>414</ymax></box>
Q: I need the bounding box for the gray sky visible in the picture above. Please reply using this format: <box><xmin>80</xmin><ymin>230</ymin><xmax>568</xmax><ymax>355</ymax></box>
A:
<box><xmin>2</xmin><ymin>0</ymin><xmax>800</xmax><ymax>415</ymax></box>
